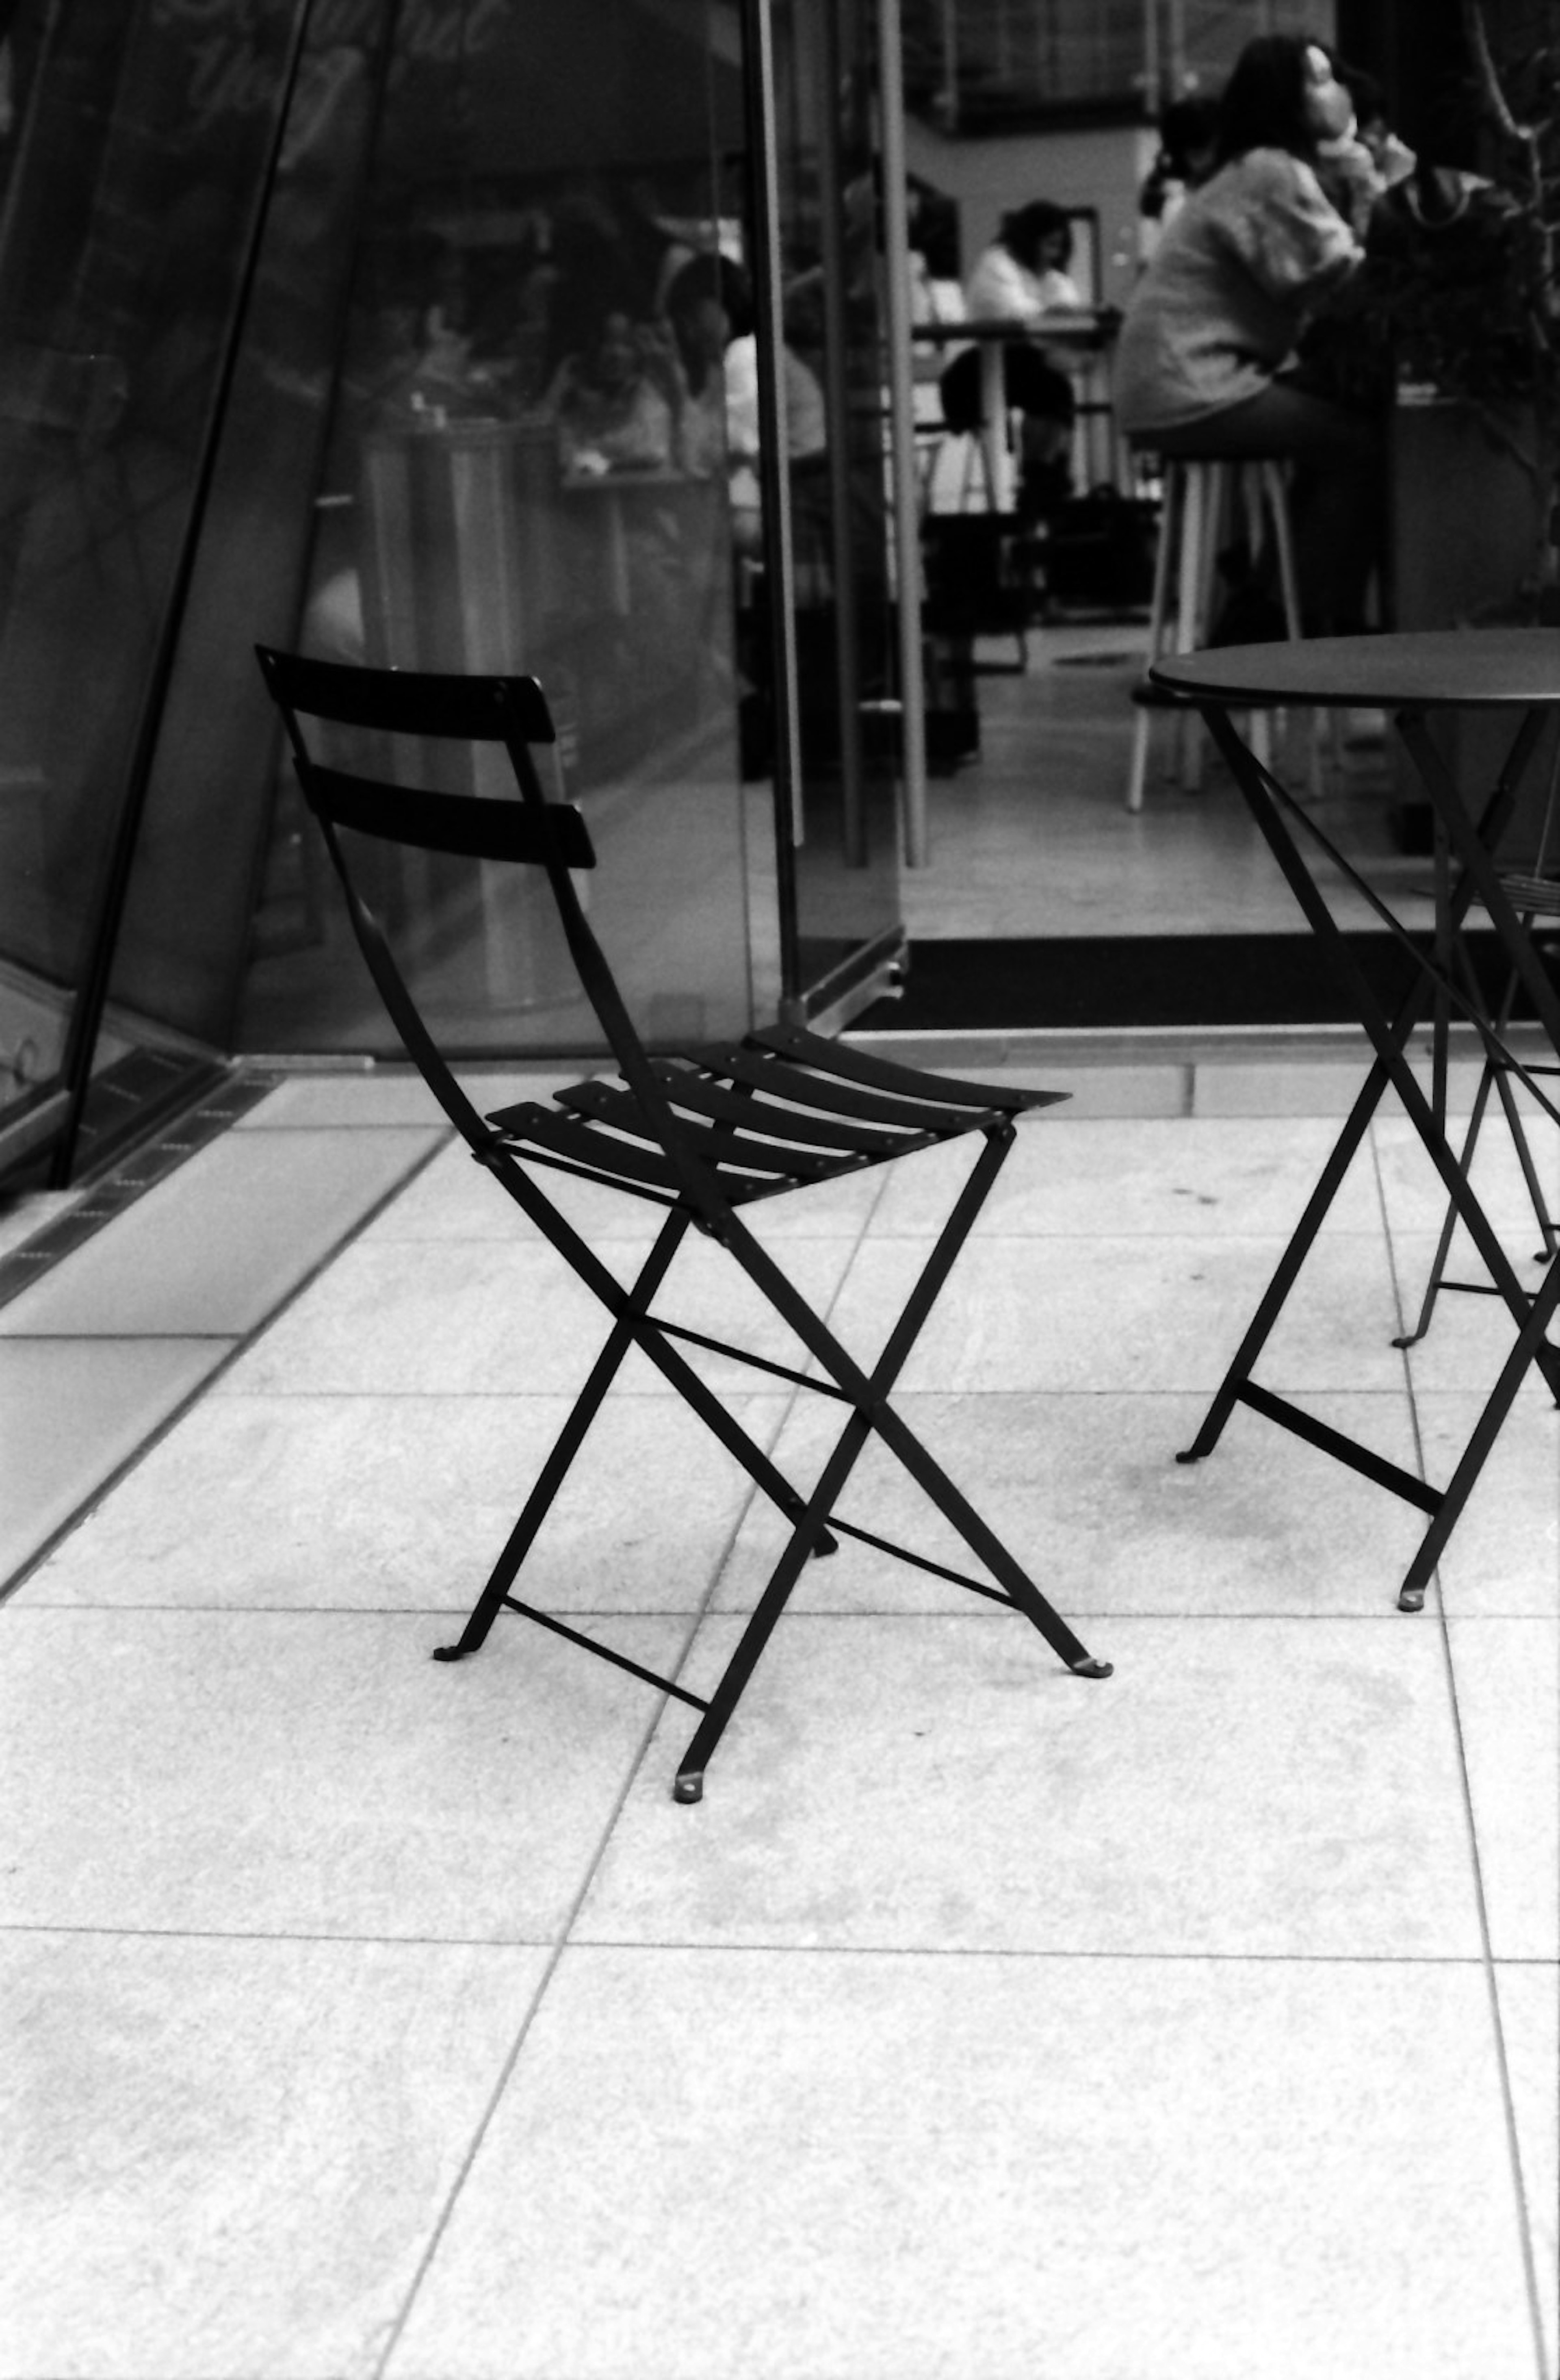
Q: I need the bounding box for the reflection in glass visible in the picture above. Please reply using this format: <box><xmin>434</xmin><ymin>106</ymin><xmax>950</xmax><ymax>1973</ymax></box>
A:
<box><xmin>234</xmin><ymin>0</ymin><xmax>765</xmax><ymax>1059</ymax></box>
<box><xmin>0</xmin><ymin>0</ymin><xmax>302</xmax><ymax>1168</ymax></box>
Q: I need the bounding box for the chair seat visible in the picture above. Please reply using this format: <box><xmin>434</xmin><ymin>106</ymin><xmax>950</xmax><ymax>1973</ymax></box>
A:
<box><xmin>488</xmin><ymin>1026</ymin><xmax>1066</xmax><ymax>1209</ymax></box>
<box><xmin>1494</xmin><ymin>872</ymin><xmax>1560</xmax><ymax>918</ymax></box>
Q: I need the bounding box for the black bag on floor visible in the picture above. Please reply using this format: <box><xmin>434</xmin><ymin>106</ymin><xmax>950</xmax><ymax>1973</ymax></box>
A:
<box><xmin>1039</xmin><ymin>484</ymin><xmax>1156</xmax><ymax>608</ymax></box>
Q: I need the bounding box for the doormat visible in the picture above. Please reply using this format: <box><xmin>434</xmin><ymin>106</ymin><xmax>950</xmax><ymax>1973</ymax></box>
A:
<box><xmin>853</xmin><ymin>932</ymin><xmax>1551</xmax><ymax>1032</ymax></box>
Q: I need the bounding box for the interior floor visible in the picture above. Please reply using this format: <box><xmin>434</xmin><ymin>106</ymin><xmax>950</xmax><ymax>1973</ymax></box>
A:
<box><xmin>906</xmin><ymin>619</ymin><xmax>1432</xmax><ymax>940</ymax></box>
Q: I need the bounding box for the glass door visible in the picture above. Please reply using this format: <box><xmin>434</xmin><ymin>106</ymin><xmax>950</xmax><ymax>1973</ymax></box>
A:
<box><xmin>756</xmin><ymin>0</ymin><xmax>909</xmax><ymax>1025</ymax></box>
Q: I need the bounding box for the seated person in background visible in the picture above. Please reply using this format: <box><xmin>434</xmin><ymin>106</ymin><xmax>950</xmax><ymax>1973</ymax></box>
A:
<box><xmin>966</xmin><ymin>200</ymin><xmax>1084</xmax><ymax>319</ymax></box>
<box><xmin>1313</xmin><ymin>58</ymin><xmax>1417</xmax><ymax>239</ymax></box>
<box><xmin>663</xmin><ymin>253</ymin><xmax>827</xmax><ymax>553</ymax></box>
<box><xmin>943</xmin><ymin>200</ymin><xmax>1084</xmax><ymax>522</ymax></box>
<box><xmin>544</xmin><ymin>304</ymin><xmax>677</xmax><ymax>475</ymax></box>
<box><xmin>1112</xmin><ymin>33</ymin><xmax>1379</xmax><ymax>636</ymax></box>
<box><xmin>664</xmin><ymin>252</ymin><xmax>741</xmax><ymax>478</ymax></box>
<box><xmin>1137</xmin><ymin>95</ymin><xmax>1222</xmax><ymax>263</ymax></box>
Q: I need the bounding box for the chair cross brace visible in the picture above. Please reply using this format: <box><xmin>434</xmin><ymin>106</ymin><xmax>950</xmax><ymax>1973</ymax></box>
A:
<box><xmin>438</xmin><ymin>1117</ymin><xmax>1107</xmax><ymax>1801</ymax></box>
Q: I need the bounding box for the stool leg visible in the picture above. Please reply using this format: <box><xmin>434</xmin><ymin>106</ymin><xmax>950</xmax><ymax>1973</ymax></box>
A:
<box><xmin>1261</xmin><ymin>457</ymin><xmax>1330</xmax><ymax>796</ymax></box>
<box><xmin>1178</xmin><ymin>462</ymin><xmax>1222</xmax><ymax>792</ymax></box>
<box><xmin>1127</xmin><ymin>458</ymin><xmax>1180</xmax><ymax>813</ymax></box>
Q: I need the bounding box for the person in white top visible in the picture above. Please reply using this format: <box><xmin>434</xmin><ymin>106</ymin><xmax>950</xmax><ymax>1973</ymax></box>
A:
<box><xmin>965</xmin><ymin>202</ymin><xmax>1085</xmax><ymax>321</ymax></box>
<box><xmin>1113</xmin><ymin>33</ymin><xmax>1380</xmax><ymax>634</ymax></box>
<box><xmin>947</xmin><ymin>201</ymin><xmax>1084</xmax><ymax>521</ymax></box>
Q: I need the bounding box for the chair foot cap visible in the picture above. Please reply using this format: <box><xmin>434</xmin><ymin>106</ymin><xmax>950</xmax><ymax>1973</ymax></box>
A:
<box><xmin>1070</xmin><ymin>1657</ymin><xmax>1113</xmax><ymax>1679</ymax></box>
<box><xmin>1174</xmin><ymin>1448</ymin><xmax>1203</xmax><ymax>1465</ymax></box>
<box><xmin>1397</xmin><ymin>1587</ymin><xmax>1426</xmax><ymax>1614</ymax></box>
<box><xmin>431</xmin><ymin>1645</ymin><xmax>469</xmax><ymax>1663</ymax></box>
<box><xmin>674</xmin><ymin>1770</ymin><xmax>705</xmax><ymax>1804</ymax></box>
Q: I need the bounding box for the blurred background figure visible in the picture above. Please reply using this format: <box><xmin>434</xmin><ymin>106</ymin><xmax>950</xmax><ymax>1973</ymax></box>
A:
<box><xmin>942</xmin><ymin>198</ymin><xmax>1083</xmax><ymax>523</ymax></box>
<box><xmin>544</xmin><ymin>304</ymin><xmax>677</xmax><ymax>475</ymax></box>
<box><xmin>965</xmin><ymin>198</ymin><xmax>1083</xmax><ymax>320</ymax></box>
<box><xmin>1113</xmin><ymin>32</ymin><xmax>1380</xmax><ymax>636</ymax></box>
<box><xmin>1137</xmin><ymin>94</ymin><xmax>1221</xmax><ymax>263</ymax></box>
<box><xmin>1315</xmin><ymin>57</ymin><xmax>1418</xmax><ymax>238</ymax></box>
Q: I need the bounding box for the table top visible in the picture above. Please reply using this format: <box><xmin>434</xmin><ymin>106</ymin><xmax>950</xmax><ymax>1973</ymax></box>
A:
<box><xmin>1149</xmin><ymin>627</ymin><xmax>1560</xmax><ymax>709</ymax></box>
<box><xmin>909</xmin><ymin>310</ymin><xmax>1112</xmax><ymax>349</ymax></box>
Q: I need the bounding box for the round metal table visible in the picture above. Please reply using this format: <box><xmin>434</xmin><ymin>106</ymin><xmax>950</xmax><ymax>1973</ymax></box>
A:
<box><xmin>1150</xmin><ymin>629</ymin><xmax>1560</xmax><ymax>1612</ymax></box>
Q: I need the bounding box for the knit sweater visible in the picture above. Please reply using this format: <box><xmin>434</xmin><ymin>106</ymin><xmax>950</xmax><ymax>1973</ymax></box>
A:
<box><xmin>1112</xmin><ymin>148</ymin><xmax>1360</xmax><ymax>434</ymax></box>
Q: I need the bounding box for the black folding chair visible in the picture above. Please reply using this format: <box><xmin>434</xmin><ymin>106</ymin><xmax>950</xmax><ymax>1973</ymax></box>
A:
<box><xmin>255</xmin><ymin>648</ymin><xmax>1111</xmax><ymax>1801</ymax></box>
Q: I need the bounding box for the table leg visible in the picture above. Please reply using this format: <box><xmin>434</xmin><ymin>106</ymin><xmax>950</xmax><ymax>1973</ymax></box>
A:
<box><xmin>1178</xmin><ymin>701</ymin><xmax>1522</xmax><ymax>1458</ymax></box>
<box><xmin>1180</xmin><ymin>697</ymin><xmax>1560</xmax><ymax>1610</ymax></box>
<box><xmin>1398</xmin><ymin>712</ymin><xmax>1560</xmax><ymax>1052</ymax></box>
<box><xmin>1397</xmin><ymin>1248</ymin><xmax>1560</xmax><ymax>1608</ymax></box>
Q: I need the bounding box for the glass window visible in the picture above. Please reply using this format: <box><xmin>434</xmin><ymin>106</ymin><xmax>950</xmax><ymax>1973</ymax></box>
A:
<box><xmin>225</xmin><ymin>0</ymin><xmax>763</xmax><ymax>1059</ymax></box>
<box><xmin>0</xmin><ymin>0</ymin><xmax>303</xmax><ymax>1172</ymax></box>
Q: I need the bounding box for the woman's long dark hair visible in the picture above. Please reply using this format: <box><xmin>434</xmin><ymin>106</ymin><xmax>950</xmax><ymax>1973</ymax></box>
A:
<box><xmin>999</xmin><ymin>200</ymin><xmax>1073</xmax><ymax>272</ymax></box>
<box><xmin>1215</xmin><ymin>32</ymin><xmax>1322</xmax><ymax>166</ymax></box>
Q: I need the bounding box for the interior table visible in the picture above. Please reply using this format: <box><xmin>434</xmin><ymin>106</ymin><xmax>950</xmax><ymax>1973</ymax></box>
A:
<box><xmin>910</xmin><ymin>310</ymin><xmax>1118</xmax><ymax>512</ymax></box>
<box><xmin>1149</xmin><ymin>628</ymin><xmax>1560</xmax><ymax>1612</ymax></box>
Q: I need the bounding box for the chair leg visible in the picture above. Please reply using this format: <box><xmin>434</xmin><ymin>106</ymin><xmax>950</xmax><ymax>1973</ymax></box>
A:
<box><xmin>434</xmin><ymin>1211</ymin><xmax>695</xmax><ymax>1660</ymax></box>
<box><xmin>1395</xmin><ymin>926</ymin><xmax>1560</xmax><ymax>1351</ymax></box>
<box><xmin>1391</xmin><ymin>1061</ymin><xmax>1497</xmax><ymax>1349</ymax></box>
<box><xmin>672</xmin><ymin>1128</ymin><xmax>1110</xmax><ymax>1801</ymax></box>
<box><xmin>1491</xmin><ymin>1049</ymin><xmax>1560</xmax><ymax>1265</ymax></box>
<box><xmin>435</xmin><ymin>1204</ymin><xmax>839</xmax><ymax>1666</ymax></box>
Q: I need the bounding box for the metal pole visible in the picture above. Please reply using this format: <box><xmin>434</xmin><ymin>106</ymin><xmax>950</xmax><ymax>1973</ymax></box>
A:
<box><xmin>811</xmin><ymin>2</ymin><xmax>867</xmax><ymax>867</ymax></box>
<box><xmin>874</xmin><ymin>0</ymin><xmax>929</xmax><ymax>867</ymax></box>
<box><xmin>1143</xmin><ymin>0</ymin><xmax>1160</xmax><ymax>112</ymax></box>
<box><xmin>1166</xmin><ymin>0</ymin><xmax>1185</xmax><ymax>94</ymax></box>
<box><xmin>740</xmin><ymin>0</ymin><xmax>806</xmax><ymax>981</ymax></box>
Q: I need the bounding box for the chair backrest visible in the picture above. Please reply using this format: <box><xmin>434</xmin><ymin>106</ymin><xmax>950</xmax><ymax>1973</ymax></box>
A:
<box><xmin>253</xmin><ymin>647</ymin><xmax>674</xmax><ymax>1167</ymax></box>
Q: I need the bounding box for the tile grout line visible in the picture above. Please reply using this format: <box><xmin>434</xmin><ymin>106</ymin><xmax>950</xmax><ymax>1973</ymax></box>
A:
<box><xmin>0</xmin><ymin>1920</ymin><xmax>1519</xmax><ymax>1965</ymax></box>
<box><xmin>360</xmin><ymin>1180</ymin><xmax>899</xmax><ymax>2374</ymax></box>
<box><xmin>1370</xmin><ymin>1121</ymin><xmax>1552</xmax><ymax>2376</ymax></box>
<box><xmin>0</xmin><ymin>1126</ymin><xmax>456</xmax><ymax>1611</ymax></box>
<box><xmin>368</xmin><ymin>1161</ymin><xmax>907</xmax><ymax>2370</ymax></box>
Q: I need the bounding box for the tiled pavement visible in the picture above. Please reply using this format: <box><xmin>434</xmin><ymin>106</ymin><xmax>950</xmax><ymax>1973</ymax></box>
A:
<box><xmin>2</xmin><ymin>1049</ymin><xmax>1556</xmax><ymax>2379</ymax></box>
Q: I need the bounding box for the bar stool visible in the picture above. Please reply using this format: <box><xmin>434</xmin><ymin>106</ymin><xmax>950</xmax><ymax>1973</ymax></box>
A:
<box><xmin>1127</xmin><ymin>450</ymin><xmax>1304</xmax><ymax>814</ymax></box>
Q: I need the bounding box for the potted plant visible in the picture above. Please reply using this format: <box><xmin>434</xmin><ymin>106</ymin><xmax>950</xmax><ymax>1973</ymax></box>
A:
<box><xmin>1370</xmin><ymin>0</ymin><xmax>1557</xmax><ymax>628</ymax></box>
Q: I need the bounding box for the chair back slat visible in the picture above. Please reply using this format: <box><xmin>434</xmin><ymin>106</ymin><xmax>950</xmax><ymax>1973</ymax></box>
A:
<box><xmin>307</xmin><ymin>764</ymin><xmax>595</xmax><ymax>868</ymax></box>
<box><xmin>254</xmin><ymin>644</ymin><xmax>729</xmax><ymax>1221</ymax></box>
<box><xmin>255</xmin><ymin>645</ymin><xmax>554</xmax><ymax>744</ymax></box>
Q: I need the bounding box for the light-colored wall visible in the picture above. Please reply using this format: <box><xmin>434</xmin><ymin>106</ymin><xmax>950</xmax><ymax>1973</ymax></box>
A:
<box><xmin>903</xmin><ymin>118</ymin><xmax>1159</xmax><ymax>310</ymax></box>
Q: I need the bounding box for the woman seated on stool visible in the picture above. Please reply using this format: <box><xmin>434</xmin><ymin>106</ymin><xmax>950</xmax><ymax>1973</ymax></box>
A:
<box><xmin>1112</xmin><ymin>34</ymin><xmax>1380</xmax><ymax>636</ymax></box>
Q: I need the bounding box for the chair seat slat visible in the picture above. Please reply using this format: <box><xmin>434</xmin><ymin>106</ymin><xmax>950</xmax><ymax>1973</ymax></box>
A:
<box><xmin>497</xmin><ymin>1104</ymin><xmax>691</xmax><ymax>1191</ymax></box>
<box><xmin>702</xmin><ymin>1044</ymin><xmax>982</xmax><ymax>1133</ymax></box>
<box><xmin>1496</xmin><ymin>874</ymin><xmax>1560</xmax><ymax>917</ymax></box>
<box><xmin>650</xmin><ymin>1063</ymin><xmax>923</xmax><ymax>1154</ymax></box>
<box><xmin>750</xmin><ymin>1024</ymin><xmax>1066</xmax><ymax>1115</ymax></box>
<box><xmin>558</xmin><ymin>1081</ymin><xmax>852</xmax><ymax>1181</ymax></box>
<box><xmin>496</xmin><ymin>1100</ymin><xmax>828</xmax><ymax>1197</ymax></box>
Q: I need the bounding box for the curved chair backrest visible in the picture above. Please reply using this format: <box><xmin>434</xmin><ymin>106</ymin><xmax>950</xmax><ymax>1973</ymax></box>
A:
<box><xmin>253</xmin><ymin>647</ymin><xmax>675</xmax><ymax>1163</ymax></box>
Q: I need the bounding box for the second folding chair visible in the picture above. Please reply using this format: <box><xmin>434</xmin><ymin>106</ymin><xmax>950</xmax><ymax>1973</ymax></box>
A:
<box><xmin>255</xmin><ymin>646</ymin><xmax>1112</xmax><ymax>1801</ymax></box>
